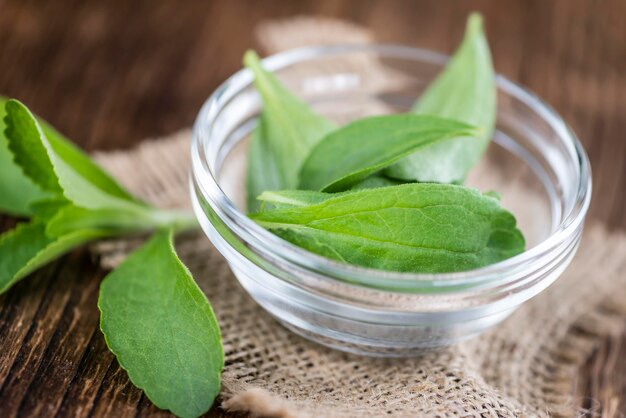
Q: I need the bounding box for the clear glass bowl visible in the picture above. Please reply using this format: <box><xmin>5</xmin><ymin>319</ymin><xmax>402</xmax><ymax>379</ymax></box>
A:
<box><xmin>190</xmin><ymin>45</ymin><xmax>591</xmax><ymax>356</ymax></box>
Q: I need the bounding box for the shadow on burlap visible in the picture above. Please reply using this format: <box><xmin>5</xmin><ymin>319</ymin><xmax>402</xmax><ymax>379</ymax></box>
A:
<box><xmin>90</xmin><ymin>17</ymin><xmax>626</xmax><ymax>418</ymax></box>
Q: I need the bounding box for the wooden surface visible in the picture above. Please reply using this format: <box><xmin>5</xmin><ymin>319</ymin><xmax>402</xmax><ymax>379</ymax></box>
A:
<box><xmin>0</xmin><ymin>0</ymin><xmax>625</xmax><ymax>416</ymax></box>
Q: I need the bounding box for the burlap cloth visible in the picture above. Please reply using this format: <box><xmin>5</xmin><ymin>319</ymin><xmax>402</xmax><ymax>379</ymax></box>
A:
<box><xmin>91</xmin><ymin>18</ymin><xmax>626</xmax><ymax>418</ymax></box>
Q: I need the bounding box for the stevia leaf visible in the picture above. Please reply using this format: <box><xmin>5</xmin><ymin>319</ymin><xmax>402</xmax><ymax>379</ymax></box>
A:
<box><xmin>3</xmin><ymin>100</ymin><xmax>61</xmax><ymax>193</ymax></box>
<box><xmin>246</xmin><ymin>116</ymin><xmax>282</xmax><ymax>212</ymax></box>
<box><xmin>4</xmin><ymin>99</ymin><xmax>146</xmax><ymax>212</ymax></box>
<box><xmin>250</xmin><ymin>183</ymin><xmax>525</xmax><ymax>273</ymax></box>
<box><xmin>0</xmin><ymin>221</ymin><xmax>107</xmax><ymax>294</ymax></box>
<box><xmin>98</xmin><ymin>230</ymin><xmax>223</xmax><ymax>418</ymax></box>
<box><xmin>244</xmin><ymin>50</ymin><xmax>336</xmax><ymax>211</ymax></box>
<box><xmin>298</xmin><ymin>114</ymin><xmax>477</xmax><ymax>192</ymax></box>
<box><xmin>0</xmin><ymin>97</ymin><xmax>50</xmax><ymax>216</ymax></box>
<box><xmin>257</xmin><ymin>174</ymin><xmax>409</xmax><ymax>211</ymax></box>
<box><xmin>42</xmin><ymin>122</ymin><xmax>142</xmax><ymax>205</ymax></box>
<box><xmin>385</xmin><ymin>13</ymin><xmax>496</xmax><ymax>183</ymax></box>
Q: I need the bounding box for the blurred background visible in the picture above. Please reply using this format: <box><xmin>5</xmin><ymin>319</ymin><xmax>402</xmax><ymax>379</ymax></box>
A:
<box><xmin>0</xmin><ymin>0</ymin><xmax>625</xmax><ymax>416</ymax></box>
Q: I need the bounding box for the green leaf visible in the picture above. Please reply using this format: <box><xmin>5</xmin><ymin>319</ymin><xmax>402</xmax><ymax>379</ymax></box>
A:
<box><xmin>244</xmin><ymin>50</ymin><xmax>336</xmax><ymax>210</ymax></box>
<box><xmin>298</xmin><ymin>114</ymin><xmax>477</xmax><ymax>192</ymax></box>
<box><xmin>4</xmin><ymin>99</ymin><xmax>146</xmax><ymax>212</ymax></box>
<box><xmin>257</xmin><ymin>174</ymin><xmax>410</xmax><ymax>211</ymax></box>
<box><xmin>0</xmin><ymin>97</ymin><xmax>50</xmax><ymax>216</ymax></box>
<box><xmin>42</xmin><ymin>122</ymin><xmax>142</xmax><ymax>205</ymax></box>
<box><xmin>385</xmin><ymin>13</ymin><xmax>496</xmax><ymax>183</ymax></box>
<box><xmin>0</xmin><ymin>221</ymin><xmax>106</xmax><ymax>294</ymax></box>
<box><xmin>250</xmin><ymin>183</ymin><xmax>525</xmax><ymax>273</ymax></box>
<box><xmin>3</xmin><ymin>100</ymin><xmax>61</xmax><ymax>192</ymax></box>
<box><xmin>99</xmin><ymin>230</ymin><xmax>223</xmax><ymax>418</ymax></box>
<box><xmin>246</xmin><ymin>116</ymin><xmax>281</xmax><ymax>212</ymax></box>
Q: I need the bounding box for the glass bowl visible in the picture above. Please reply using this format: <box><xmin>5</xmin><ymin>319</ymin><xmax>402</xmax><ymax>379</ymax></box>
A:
<box><xmin>190</xmin><ymin>45</ymin><xmax>591</xmax><ymax>357</ymax></box>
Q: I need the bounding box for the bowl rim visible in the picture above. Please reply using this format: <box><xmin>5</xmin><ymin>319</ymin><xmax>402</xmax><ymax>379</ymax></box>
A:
<box><xmin>191</xmin><ymin>43</ymin><xmax>592</xmax><ymax>292</ymax></box>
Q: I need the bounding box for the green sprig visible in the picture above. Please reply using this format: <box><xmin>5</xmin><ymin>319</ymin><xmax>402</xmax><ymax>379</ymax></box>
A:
<box><xmin>0</xmin><ymin>97</ymin><xmax>222</xmax><ymax>418</ymax></box>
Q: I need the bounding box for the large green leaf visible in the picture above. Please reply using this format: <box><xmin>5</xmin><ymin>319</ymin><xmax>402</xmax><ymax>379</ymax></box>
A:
<box><xmin>250</xmin><ymin>183</ymin><xmax>524</xmax><ymax>273</ymax></box>
<box><xmin>4</xmin><ymin>99</ymin><xmax>146</xmax><ymax>212</ymax></box>
<box><xmin>298</xmin><ymin>114</ymin><xmax>477</xmax><ymax>192</ymax></box>
<box><xmin>0</xmin><ymin>221</ymin><xmax>107</xmax><ymax>294</ymax></box>
<box><xmin>385</xmin><ymin>13</ymin><xmax>496</xmax><ymax>183</ymax></box>
<box><xmin>99</xmin><ymin>230</ymin><xmax>223</xmax><ymax>418</ymax></box>
<box><xmin>0</xmin><ymin>97</ymin><xmax>50</xmax><ymax>216</ymax></box>
<box><xmin>244</xmin><ymin>50</ymin><xmax>336</xmax><ymax>211</ymax></box>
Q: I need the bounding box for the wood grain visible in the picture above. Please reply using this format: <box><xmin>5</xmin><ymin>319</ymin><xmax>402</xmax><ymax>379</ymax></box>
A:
<box><xmin>0</xmin><ymin>0</ymin><xmax>624</xmax><ymax>416</ymax></box>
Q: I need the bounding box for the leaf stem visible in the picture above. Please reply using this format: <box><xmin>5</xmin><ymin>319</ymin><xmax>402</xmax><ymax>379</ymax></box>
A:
<box><xmin>147</xmin><ymin>209</ymin><xmax>199</xmax><ymax>234</ymax></box>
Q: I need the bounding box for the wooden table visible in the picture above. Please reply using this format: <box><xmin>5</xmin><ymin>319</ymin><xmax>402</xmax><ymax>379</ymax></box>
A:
<box><xmin>1</xmin><ymin>1</ymin><xmax>625</xmax><ymax>416</ymax></box>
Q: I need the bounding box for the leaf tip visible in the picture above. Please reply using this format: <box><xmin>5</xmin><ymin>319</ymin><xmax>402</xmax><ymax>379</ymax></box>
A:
<box><xmin>467</xmin><ymin>12</ymin><xmax>485</xmax><ymax>36</ymax></box>
<box><xmin>5</xmin><ymin>98</ymin><xmax>28</xmax><ymax>116</ymax></box>
<box><xmin>4</xmin><ymin>98</ymin><xmax>27</xmax><ymax>141</ymax></box>
<box><xmin>256</xmin><ymin>190</ymin><xmax>272</xmax><ymax>202</ymax></box>
<box><xmin>4</xmin><ymin>98</ymin><xmax>38</xmax><ymax>136</ymax></box>
<box><xmin>243</xmin><ymin>49</ymin><xmax>261</xmax><ymax>69</ymax></box>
